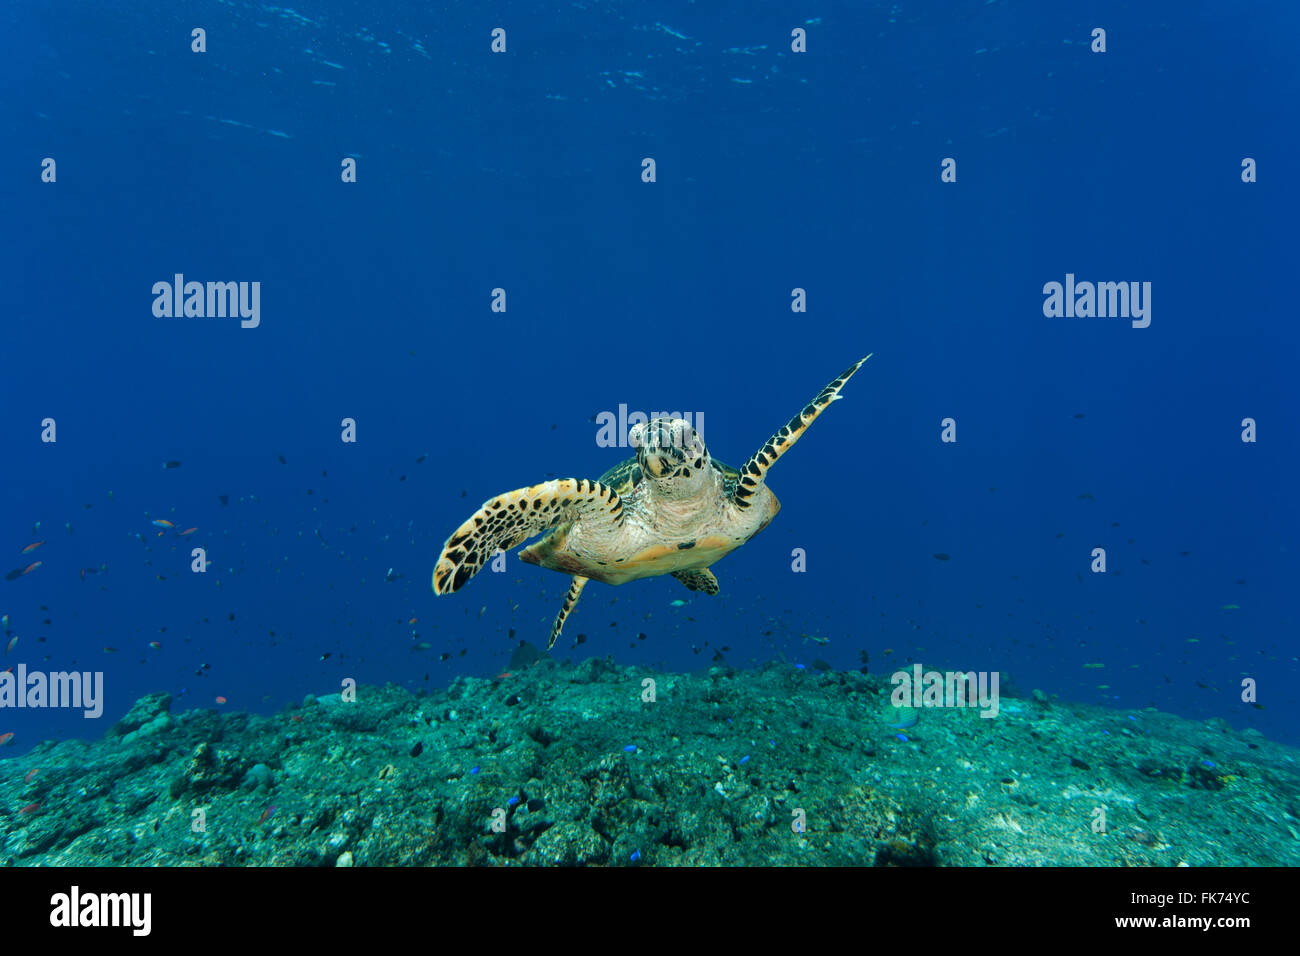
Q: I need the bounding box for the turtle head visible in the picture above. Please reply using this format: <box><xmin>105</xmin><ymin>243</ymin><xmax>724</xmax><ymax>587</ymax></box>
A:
<box><xmin>630</xmin><ymin>418</ymin><xmax>711</xmax><ymax>499</ymax></box>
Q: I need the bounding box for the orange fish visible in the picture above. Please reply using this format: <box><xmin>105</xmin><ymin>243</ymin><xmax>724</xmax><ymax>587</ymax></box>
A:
<box><xmin>5</xmin><ymin>564</ymin><xmax>38</xmax><ymax>581</ymax></box>
<box><xmin>408</xmin><ymin>617</ymin><xmax>418</xmax><ymax>625</ymax></box>
<box><xmin>5</xmin><ymin>636</ymin><xmax>17</xmax><ymax>655</ymax></box>
<box><xmin>258</xmin><ymin>805</ymin><xmax>277</xmax><ymax>824</ymax></box>
<box><xmin>23</xmin><ymin>768</ymin><xmax>38</xmax><ymax>783</ymax></box>
<box><xmin>19</xmin><ymin>802</ymin><xmax>41</xmax><ymax>815</ymax></box>
<box><xmin>20</xmin><ymin>541</ymin><xmax>44</xmax><ymax>554</ymax></box>
<box><xmin>215</xmin><ymin>696</ymin><xmax>227</xmax><ymax>704</ymax></box>
<box><xmin>0</xmin><ymin>732</ymin><xmax>14</xmax><ymax>746</ymax></box>
<box><xmin>177</xmin><ymin>527</ymin><xmax>198</xmax><ymax>536</ymax></box>
<box><xmin>151</xmin><ymin>519</ymin><xmax>174</xmax><ymax>529</ymax></box>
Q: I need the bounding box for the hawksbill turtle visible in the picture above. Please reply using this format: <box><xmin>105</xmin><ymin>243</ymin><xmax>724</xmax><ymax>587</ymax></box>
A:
<box><xmin>432</xmin><ymin>355</ymin><xmax>872</xmax><ymax>649</ymax></box>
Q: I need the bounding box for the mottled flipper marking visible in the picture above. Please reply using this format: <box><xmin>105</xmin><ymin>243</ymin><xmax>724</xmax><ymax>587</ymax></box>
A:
<box><xmin>671</xmin><ymin>568</ymin><xmax>719</xmax><ymax>595</ymax></box>
<box><xmin>548</xmin><ymin>575</ymin><xmax>589</xmax><ymax>649</ymax></box>
<box><xmin>733</xmin><ymin>354</ymin><xmax>872</xmax><ymax>508</ymax></box>
<box><xmin>432</xmin><ymin>479</ymin><xmax>623</xmax><ymax>595</ymax></box>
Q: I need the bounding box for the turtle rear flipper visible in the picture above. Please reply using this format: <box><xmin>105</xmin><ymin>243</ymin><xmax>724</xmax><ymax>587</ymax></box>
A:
<box><xmin>733</xmin><ymin>355</ymin><xmax>872</xmax><ymax>509</ymax></box>
<box><xmin>672</xmin><ymin>568</ymin><xmax>719</xmax><ymax>594</ymax></box>
<box><xmin>432</xmin><ymin>478</ymin><xmax>624</xmax><ymax>595</ymax></box>
<box><xmin>548</xmin><ymin>575</ymin><xmax>589</xmax><ymax>649</ymax></box>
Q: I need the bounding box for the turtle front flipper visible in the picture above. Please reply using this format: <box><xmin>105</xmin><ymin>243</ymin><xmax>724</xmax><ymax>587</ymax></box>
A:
<box><xmin>548</xmin><ymin>575</ymin><xmax>589</xmax><ymax>649</ymax></box>
<box><xmin>671</xmin><ymin>568</ymin><xmax>719</xmax><ymax>595</ymax></box>
<box><xmin>733</xmin><ymin>355</ymin><xmax>872</xmax><ymax>509</ymax></box>
<box><xmin>432</xmin><ymin>478</ymin><xmax>624</xmax><ymax>595</ymax></box>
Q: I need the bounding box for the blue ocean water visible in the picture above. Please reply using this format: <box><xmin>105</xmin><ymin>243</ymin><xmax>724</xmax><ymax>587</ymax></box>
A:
<box><xmin>2</xmin><ymin>0</ymin><xmax>1297</xmax><ymax>753</ymax></box>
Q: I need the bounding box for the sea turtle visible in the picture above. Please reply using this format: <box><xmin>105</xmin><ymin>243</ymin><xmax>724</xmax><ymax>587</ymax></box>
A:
<box><xmin>432</xmin><ymin>355</ymin><xmax>872</xmax><ymax>648</ymax></box>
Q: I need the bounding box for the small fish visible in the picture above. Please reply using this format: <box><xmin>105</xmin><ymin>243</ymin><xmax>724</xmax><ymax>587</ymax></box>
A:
<box><xmin>149</xmin><ymin>641</ymin><xmax>161</xmax><ymax>650</ymax></box>
<box><xmin>932</xmin><ymin>552</ymin><xmax>951</xmax><ymax>561</ymax></box>
<box><xmin>215</xmin><ymin>695</ymin><xmax>227</xmax><ymax>704</ymax></box>
<box><xmin>19</xmin><ymin>802</ymin><xmax>41</xmax><ymax>815</ymax></box>
<box><xmin>23</xmin><ymin>768</ymin><xmax>38</xmax><ymax>783</ymax></box>
<box><xmin>151</xmin><ymin>519</ymin><xmax>174</xmax><ymax>529</ymax></box>
<box><xmin>5</xmin><ymin>636</ymin><xmax>17</xmax><ymax>655</ymax></box>
<box><xmin>887</xmin><ymin>707</ymin><xmax>920</xmax><ymax>730</ymax></box>
<box><xmin>102</xmin><ymin>646</ymin><xmax>118</xmax><ymax>654</ymax></box>
<box><xmin>408</xmin><ymin>617</ymin><xmax>418</xmax><ymax>625</ymax></box>
<box><xmin>5</xmin><ymin>563</ymin><xmax>38</xmax><ymax>580</ymax></box>
<box><xmin>0</xmin><ymin>732</ymin><xmax>14</xmax><ymax>746</ymax></box>
<box><xmin>1</xmin><ymin>614</ymin><xmax>7</xmax><ymax>629</ymax></box>
<box><xmin>1220</xmin><ymin>604</ymin><xmax>1240</xmax><ymax>610</ymax></box>
<box><xmin>177</xmin><ymin>527</ymin><xmax>198</xmax><ymax>536</ymax></box>
<box><xmin>258</xmin><ymin>804</ymin><xmax>277</xmax><ymax>824</ymax></box>
<box><xmin>277</xmin><ymin>454</ymin><xmax>287</xmax><ymax>465</ymax></box>
<box><xmin>670</xmin><ymin>599</ymin><xmax>686</xmax><ymax>607</ymax></box>
<box><xmin>162</xmin><ymin>460</ymin><xmax>182</xmax><ymax>469</ymax></box>
<box><xmin>20</xmin><ymin>542</ymin><xmax>44</xmax><ymax>554</ymax></box>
